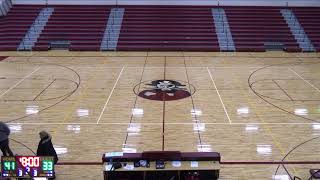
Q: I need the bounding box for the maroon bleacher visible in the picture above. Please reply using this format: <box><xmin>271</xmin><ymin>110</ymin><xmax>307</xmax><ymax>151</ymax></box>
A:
<box><xmin>1</xmin><ymin>5</ymin><xmax>320</xmax><ymax>52</ymax></box>
<box><xmin>117</xmin><ymin>6</ymin><xmax>220</xmax><ymax>51</ymax></box>
<box><xmin>292</xmin><ymin>7</ymin><xmax>320</xmax><ymax>52</ymax></box>
<box><xmin>33</xmin><ymin>5</ymin><xmax>112</xmax><ymax>51</ymax></box>
<box><xmin>224</xmin><ymin>7</ymin><xmax>301</xmax><ymax>52</ymax></box>
<box><xmin>0</xmin><ymin>5</ymin><xmax>42</xmax><ymax>51</ymax></box>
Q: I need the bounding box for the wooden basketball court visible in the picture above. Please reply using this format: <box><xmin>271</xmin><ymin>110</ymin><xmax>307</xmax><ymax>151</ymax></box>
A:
<box><xmin>0</xmin><ymin>51</ymin><xmax>319</xmax><ymax>179</ymax></box>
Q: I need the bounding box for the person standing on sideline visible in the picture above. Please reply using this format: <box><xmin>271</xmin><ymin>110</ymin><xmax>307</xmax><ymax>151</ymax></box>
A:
<box><xmin>37</xmin><ymin>131</ymin><xmax>58</xmax><ymax>164</ymax></box>
<box><xmin>0</xmin><ymin>121</ymin><xmax>14</xmax><ymax>156</ymax></box>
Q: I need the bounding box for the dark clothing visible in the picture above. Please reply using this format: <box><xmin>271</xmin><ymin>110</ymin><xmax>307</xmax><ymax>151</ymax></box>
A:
<box><xmin>37</xmin><ymin>138</ymin><xmax>58</xmax><ymax>164</ymax></box>
<box><xmin>0</xmin><ymin>122</ymin><xmax>10</xmax><ymax>142</ymax></box>
<box><xmin>0</xmin><ymin>139</ymin><xmax>13</xmax><ymax>156</ymax></box>
<box><xmin>0</xmin><ymin>122</ymin><xmax>13</xmax><ymax>156</ymax></box>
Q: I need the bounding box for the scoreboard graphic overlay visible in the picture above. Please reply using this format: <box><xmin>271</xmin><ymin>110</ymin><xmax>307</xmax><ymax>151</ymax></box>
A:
<box><xmin>1</xmin><ymin>156</ymin><xmax>54</xmax><ymax>178</ymax></box>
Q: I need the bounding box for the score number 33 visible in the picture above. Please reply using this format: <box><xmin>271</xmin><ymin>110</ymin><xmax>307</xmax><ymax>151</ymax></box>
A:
<box><xmin>42</xmin><ymin>160</ymin><xmax>53</xmax><ymax>171</ymax></box>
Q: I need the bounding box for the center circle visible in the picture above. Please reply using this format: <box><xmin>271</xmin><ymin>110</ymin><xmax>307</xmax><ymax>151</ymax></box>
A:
<box><xmin>133</xmin><ymin>79</ymin><xmax>196</xmax><ymax>101</ymax></box>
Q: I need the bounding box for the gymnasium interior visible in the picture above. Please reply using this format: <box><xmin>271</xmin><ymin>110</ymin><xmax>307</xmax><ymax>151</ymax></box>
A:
<box><xmin>0</xmin><ymin>0</ymin><xmax>319</xmax><ymax>179</ymax></box>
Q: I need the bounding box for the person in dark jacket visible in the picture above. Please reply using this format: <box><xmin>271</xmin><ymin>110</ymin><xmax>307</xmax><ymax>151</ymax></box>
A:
<box><xmin>0</xmin><ymin>121</ymin><xmax>14</xmax><ymax>156</ymax></box>
<box><xmin>37</xmin><ymin>131</ymin><xmax>58</xmax><ymax>164</ymax></box>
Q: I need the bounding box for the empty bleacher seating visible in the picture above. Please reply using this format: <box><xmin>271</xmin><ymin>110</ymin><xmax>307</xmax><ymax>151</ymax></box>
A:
<box><xmin>293</xmin><ymin>7</ymin><xmax>320</xmax><ymax>52</ymax></box>
<box><xmin>0</xmin><ymin>4</ymin><xmax>319</xmax><ymax>52</ymax></box>
<box><xmin>117</xmin><ymin>6</ymin><xmax>220</xmax><ymax>51</ymax></box>
<box><xmin>0</xmin><ymin>5</ymin><xmax>42</xmax><ymax>51</ymax></box>
<box><xmin>224</xmin><ymin>7</ymin><xmax>301</xmax><ymax>52</ymax></box>
<box><xmin>34</xmin><ymin>5</ymin><xmax>112</xmax><ymax>51</ymax></box>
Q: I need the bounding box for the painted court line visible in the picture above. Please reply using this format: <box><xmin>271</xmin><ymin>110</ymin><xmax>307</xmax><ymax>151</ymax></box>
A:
<box><xmin>0</xmin><ymin>67</ymin><xmax>41</xmax><ymax>99</ymax></box>
<box><xmin>289</xmin><ymin>68</ymin><xmax>320</xmax><ymax>93</ymax></box>
<box><xmin>127</xmin><ymin>66</ymin><xmax>266</xmax><ymax>69</ymax></box>
<box><xmin>75</xmin><ymin>66</ymin><xmax>267</xmax><ymax>69</ymax></box>
<box><xmin>7</xmin><ymin>122</ymin><xmax>318</xmax><ymax>125</ymax></box>
<box><xmin>207</xmin><ymin>67</ymin><xmax>232</xmax><ymax>124</ymax></box>
<box><xmin>96</xmin><ymin>66</ymin><xmax>125</xmax><ymax>124</ymax></box>
<box><xmin>8</xmin><ymin>122</ymin><xmax>320</xmax><ymax>125</ymax></box>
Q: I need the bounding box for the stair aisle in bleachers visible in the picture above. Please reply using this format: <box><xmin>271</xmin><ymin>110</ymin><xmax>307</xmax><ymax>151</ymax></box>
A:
<box><xmin>100</xmin><ymin>8</ymin><xmax>125</xmax><ymax>51</ymax></box>
<box><xmin>0</xmin><ymin>5</ymin><xmax>319</xmax><ymax>52</ymax></box>
<box><xmin>33</xmin><ymin>5</ymin><xmax>112</xmax><ymax>51</ymax></box>
<box><xmin>17</xmin><ymin>7</ymin><xmax>54</xmax><ymax>51</ymax></box>
<box><xmin>212</xmin><ymin>8</ymin><xmax>235</xmax><ymax>51</ymax></box>
<box><xmin>0</xmin><ymin>5</ymin><xmax>43</xmax><ymax>50</ymax></box>
<box><xmin>293</xmin><ymin>7</ymin><xmax>320</xmax><ymax>52</ymax></box>
<box><xmin>224</xmin><ymin>7</ymin><xmax>300</xmax><ymax>52</ymax></box>
<box><xmin>0</xmin><ymin>0</ymin><xmax>12</xmax><ymax>16</ymax></box>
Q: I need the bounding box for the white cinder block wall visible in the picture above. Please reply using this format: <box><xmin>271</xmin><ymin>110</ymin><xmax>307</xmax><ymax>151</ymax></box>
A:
<box><xmin>11</xmin><ymin>0</ymin><xmax>320</xmax><ymax>7</ymax></box>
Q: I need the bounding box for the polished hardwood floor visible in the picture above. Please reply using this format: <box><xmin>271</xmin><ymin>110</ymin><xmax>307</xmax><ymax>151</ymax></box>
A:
<box><xmin>0</xmin><ymin>51</ymin><xmax>319</xmax><ymax>179</ymax></box>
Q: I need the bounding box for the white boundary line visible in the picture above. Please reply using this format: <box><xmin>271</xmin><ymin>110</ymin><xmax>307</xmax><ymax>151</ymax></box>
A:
<box><xmin>126</xmin><ymin>66</ymin><xmax>267</xmax><ymax>69</ymax></box>
<box><xmin>289</xmin><ymin>68</ymin><xmax>320</xmax><ymax>93</ymax></box>
<box><xmin>73</xmin><ymin>66</ymin><xmax>268</xmax><ymax>69</ymax></box>
<box><xmin>96</xmin><ymin>66</ymin><xmax>125</xmax><ymax>124</ymax></box>
<box><xmin>0</xmin><ymin>67</ymin><xmax>41</xmax><ymax>99</ymax></box>
<box><xmin>207</xmin><ymin>67</ymin><xmax>232</xmax><ymax>124</ymax></box>
<box><xmin>7</xmin><ymin>122</ymin><xmax>318</xmax><ymax>125</ymax></box>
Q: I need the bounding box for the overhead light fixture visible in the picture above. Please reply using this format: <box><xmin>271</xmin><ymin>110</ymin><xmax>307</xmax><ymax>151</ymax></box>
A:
<box><xmin>77</xmin><ymin>109</ymin><xmax>89</xmax><ymax>117</ymax></box>
<box><xmin>122</xmin><ymin>144</ymin><xmax>137</xmax><ymax>153</ymax></box>
<box><xmin>245</xmin><ymin>124</ymin><xmax>259</xmax><ymax>132</ymax></box>
<box><xmin>127</xmin><ymin>123</ymin><xmax>141</xmax><ymax>133</ymax></box>
<box><xmin>132</xmin><ymin>108</ymin><xmax>144</xmax><ymax>117</ymax></box>
<box><xmin>8</xmin><ymin>124</ymin><xmax>22</xmax><ymax>133</ymax></box>
<box><xmin>256</xmin><ymin>145</ymin><xmax>272</xmax><ymax>156</ymax></box>
<box><xmin>294</xmin><ymin>108</ymin><xmax>308</xmax><ymax>116</ymax></box>
<box><xmin>272</xmin><ymin>175</ymin><xmax>290</xmax><ymax>180</ymax></box>
<box><xmin>54</xmin><ymin>146</ymin><xmax>68</xmax><ymax>155</ymax></box>
<box><xmin>191</xmin><ymin>109</ymin><xmax>202</xmax><ymax>117</ymax></box>
<box><xmin>312</xmin><ymin>123</ymin><xmax>320</xmax><ymax>130</ymax></box>
<box><xmin>193</xmin><ymin>123</ymin><xmax>205</xmax><ymax>132</ymax></box>
<box><xmin>122</xmin><ymin>147</ymin><xmax>137</xmax><ymax>153</ymax></box>
<box><xmin>197</xmin><ymin>144</ymin><xmax>212</xmax><ymax>152</ymax></box>
<box><xmin>67</xmin><ymin>125</ymin><xmax>81</xmax><ymax>134</ymax></box>
<box><xmin>26</xmin><ymin>106</ymin><xmax>39</xmax><ymax>115</ymax></box>
<box><xmin>237</xmin><ymin>107</ymin><xmax>249</xmax><ymax>115</ymax></box>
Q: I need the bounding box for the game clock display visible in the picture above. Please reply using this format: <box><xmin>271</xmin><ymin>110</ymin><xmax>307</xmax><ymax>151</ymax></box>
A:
<box><xmin>1</xmin><ymin>156</ymin><xmax>54</xmax><ymax>178</ymax></box>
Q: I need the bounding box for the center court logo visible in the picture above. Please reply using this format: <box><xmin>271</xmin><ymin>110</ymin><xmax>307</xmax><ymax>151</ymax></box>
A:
<box><xmin>134</xmin><ymin>80</ymin><xmax>196</xmax><ymax>101</ymax></box>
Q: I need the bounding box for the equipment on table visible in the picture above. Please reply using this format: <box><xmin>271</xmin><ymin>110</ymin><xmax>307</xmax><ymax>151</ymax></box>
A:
<box><xmin>102</xmin><ymin>151</ymin><xmax>221</xmax><ymax>180</ymax></box>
